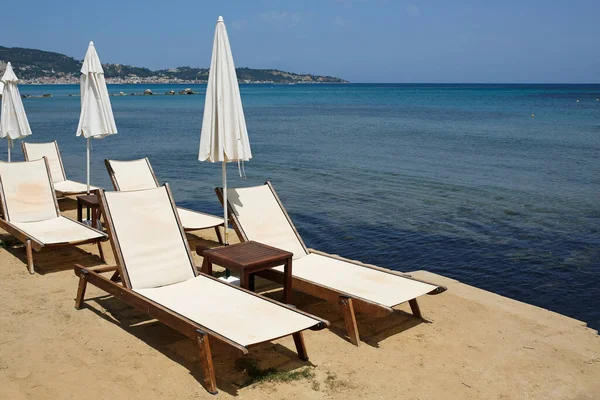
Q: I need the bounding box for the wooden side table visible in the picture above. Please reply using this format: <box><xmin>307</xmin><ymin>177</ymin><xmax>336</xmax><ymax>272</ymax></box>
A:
<box><xmin>198</xmin><ymin>241</ymin><xmax>293</xmax><ymax>304</ymax></box>
<box><xmin>77</xmin><ymin>194</ymin><xmax>101</xmax><ymax>226</ymax></box>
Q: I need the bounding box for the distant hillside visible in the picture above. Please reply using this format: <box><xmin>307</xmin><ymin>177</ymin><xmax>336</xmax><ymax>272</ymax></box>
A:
<box><xmin>0</xmin><ymin>45</ymin><xmax>348</xmax><ymax>84</ymax></box>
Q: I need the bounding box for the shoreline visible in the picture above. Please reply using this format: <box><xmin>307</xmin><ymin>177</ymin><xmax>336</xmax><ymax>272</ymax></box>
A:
<box><xmin>0</xmin><ymin>198</ymin><xmax>598</xmax><ymax>399</ymax></box>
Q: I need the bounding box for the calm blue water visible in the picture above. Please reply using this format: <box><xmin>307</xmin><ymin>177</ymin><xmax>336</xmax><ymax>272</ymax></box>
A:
<box><xmin>12</xmin><ymin>83</ymin><xmax>600</xmax><ymax>331</ymax></box>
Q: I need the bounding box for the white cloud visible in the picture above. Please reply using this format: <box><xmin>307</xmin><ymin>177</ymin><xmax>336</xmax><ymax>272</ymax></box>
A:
<box><xmin>406</xmin><ymin>4</ymin><xmax>420</xmax><ymax>16</ymax></box>
<box><xmin>230</xmin><ymin>19</ymin><xmax>247</xmax><ymax>31</ymax></box>
<box><xmin>260</xmin><ymin>11</ymin><xmax>302</xmax><ymax>27</ymax></box>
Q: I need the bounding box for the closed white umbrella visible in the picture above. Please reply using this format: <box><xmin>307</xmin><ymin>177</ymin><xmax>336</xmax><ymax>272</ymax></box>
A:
<box><xmin>199</xmin><ymin>16</ymin><xmax>252</xmax><ymax>245</ymax></box>
<box><xmin>1</xmin><ymin>63</ymin><xmax>32</xmax><ymax>161</ymax></box>
<box><xmin>76</xmin><ymin>41</ymin><xmax>117</xmax><ymax>194</ymax></box>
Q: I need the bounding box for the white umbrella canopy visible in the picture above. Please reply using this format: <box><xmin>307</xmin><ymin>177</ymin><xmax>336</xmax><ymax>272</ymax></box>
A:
<box><xmin>76</xmin><ymin>41</ymin><xmax>117</xmax><ymax>193</ymax></box>
<box><xmin>199</xmin><ymin>16</ymin><xmax>252</xmax><ymax>245</ymax></box>
<box><xmin>1</xmin><ymin>62</ymin><xmax>32</xmax><ymax>161</ymax></box>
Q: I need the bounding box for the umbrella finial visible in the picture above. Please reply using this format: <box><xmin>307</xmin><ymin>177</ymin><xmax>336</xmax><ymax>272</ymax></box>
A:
<box><xmin>89</xmin><ymin>41</ymin><xmax>95</xmax><ymax>46</ymax></box>
<box><xmin>217</xmin><ymin>16</ymin><xmax>224</xmax><ymax>22</ymax></box>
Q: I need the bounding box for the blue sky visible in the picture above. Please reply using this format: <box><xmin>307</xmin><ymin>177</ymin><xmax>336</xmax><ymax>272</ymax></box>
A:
<box><xmin>2</xmin><ymin>0</ymin><xmax>599</xmax><ymax>83</ymax></box>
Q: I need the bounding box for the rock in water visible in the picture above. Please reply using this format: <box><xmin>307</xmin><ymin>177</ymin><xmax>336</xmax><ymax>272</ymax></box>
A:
<box><xmin>179</xmin><ymin>88</ymin><xmax>195</xmax><ymax>95</ymax></box>
<box><xmin>165</xmin><ymin>90</ymin><xmax>176</xmax><ymax>95</ymax></box>
<box><xmin>144</xmin><ymin>89</ymin><xmax>153</xmax><ymax>95</ymax></box>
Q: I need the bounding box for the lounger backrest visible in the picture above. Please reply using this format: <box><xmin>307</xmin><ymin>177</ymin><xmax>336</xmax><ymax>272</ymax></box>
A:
<box><xmin>226</xmin><ymin>183</ymin><xmax>309</xmax><ymax>260</ymax></box>
<box><xmin>105</xmin><ymin>158</ymin><xmax>159</xmax><ymax>191</ymax></box>
<box><xmin>0</xmin><ymin>158</ymin><xmax>58</xmax><ymax>223</ymax></box>
<box><xmin>22</xmin><ymin>141</ymin><xmax>67</xmax><ymax>183</ymax></box>
<box><xmin>101</xmin><ymin>185</ymin><xmax>196</xmax><ymax>290</ymax></box>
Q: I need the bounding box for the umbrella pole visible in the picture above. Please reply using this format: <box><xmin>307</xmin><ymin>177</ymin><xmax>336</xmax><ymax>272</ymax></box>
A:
<box><xmin>86</xmin><ymin>137</ymin><xmax>90</xmax><ymax>195</ymax></box>
<box><xmin>7</xmin><ymin>138</ymin><xmax>11</xmax><ymax>162</ymax></box>
<box><xmin>222</xmin><ymin>160</ymin><xmax>228</xmax><ymax>245</ymax></box>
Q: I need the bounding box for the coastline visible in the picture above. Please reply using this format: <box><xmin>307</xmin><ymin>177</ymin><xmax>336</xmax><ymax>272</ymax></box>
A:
<box><xmin>21</xmin><ymin>80</ymin><xmax>350</xmax><ymax>85</ymax></box>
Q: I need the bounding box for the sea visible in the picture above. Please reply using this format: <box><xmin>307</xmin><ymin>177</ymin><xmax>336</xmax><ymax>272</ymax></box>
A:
<box><xmin>13</xmin><ymin>83</ymin><xmax>600</xmax><ymax>331</ymax></box>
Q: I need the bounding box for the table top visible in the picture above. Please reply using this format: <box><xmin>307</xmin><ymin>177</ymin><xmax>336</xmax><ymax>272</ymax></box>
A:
<box><xmin>76</xmin><ymin>194</ymin><xmax>99</xmax><ymax>206</ymax></box>
<box><xmin>200</xmin><ymin>241</ymin><xmax>292</xmax><ymax>268</ymax></box>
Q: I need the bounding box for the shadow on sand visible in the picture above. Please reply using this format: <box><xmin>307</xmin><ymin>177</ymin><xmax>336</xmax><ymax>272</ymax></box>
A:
<box><xmin>80</xmin><ymin>293</ymin><xmax>315</xmax><ymax>396</ymax></box>
<box><xmin>0</xmin><ymin>233</ymin><xmax>105</xmax><ymax>275</ymax></box>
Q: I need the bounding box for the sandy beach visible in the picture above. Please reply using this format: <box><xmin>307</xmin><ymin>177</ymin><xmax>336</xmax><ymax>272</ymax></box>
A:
<box><xmin>0</xmin><ymin>197</ymin><xmax>598</xmax><ymax>400</ymax></box>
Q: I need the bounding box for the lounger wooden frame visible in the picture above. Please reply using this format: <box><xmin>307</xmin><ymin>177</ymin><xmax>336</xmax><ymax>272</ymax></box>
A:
<box><xmin>216</xmin><ymin>181</ymin><xmax>447</xmax><ymax>346</ymax></box>
<box><xmin>74</xmin><ymin>184</ymin><xmax>329</xmax><ymax>394</ymax></box>
<box><xmin>0</xmin><ymin>157</ymin><xmax>107</xmax><ymax>274</ymax></box>
<box><xmin>104</xmin><ymin>158</ymin><xmax>224</xmax><ymax>242</ymax></box>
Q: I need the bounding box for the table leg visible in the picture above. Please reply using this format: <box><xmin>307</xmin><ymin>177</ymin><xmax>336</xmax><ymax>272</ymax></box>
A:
<box><xmin>92</xmin><ymin>207</ymin><xmax>98</xmax><ymax>228</ymax></box>
<box><xmin>283</xmin><ymin>257</ymin><xmax>292</xmax><ymax>304</ymax></box>
<box><xmin>86</xmin><ymin>206</ymin><xmax>90</xmax><ymax>222</ymax></box>
<box><xmin>240</xmin><ymin>272</ymin><xmax>249</xmax><ymax>290</ymax></box>
<box><xmin>249</xmin><ymin>274</ymin><xmax>255</xmax><ymax>291</ymax></box>
<box><xmin>77</xmin><ymin>200</ymin><xmax>82</xmax><ymax>222</ymax></box>
<box><xmin>203</xmin><ymin>258</ymin><xmax>213</xmax><ymax>276</ymax></box>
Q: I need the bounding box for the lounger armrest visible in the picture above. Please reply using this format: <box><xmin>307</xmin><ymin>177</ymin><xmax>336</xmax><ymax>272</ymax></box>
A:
<box><xmin>198</xmin><ymin>271</ymin><xmax>330</xmax><ymax>330</ymax></box>
<box><xmin>307</xmin><ymin>248</ymin><xmax>448</xmax><ymax>295</ymax></box>
<box><xmin>0</xmin><ymin>219</ymin><xmax>44</xmax><ymax>250</ymax></box>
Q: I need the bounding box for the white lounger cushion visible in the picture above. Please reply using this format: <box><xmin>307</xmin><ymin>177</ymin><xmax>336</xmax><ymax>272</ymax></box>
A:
<box><xmin>228</xmin><ymin>183</ymin><xmax>439</xmax><ymax>308</ymax></box>
<box><xmin>23</xmin><ymin>142</ymin><xmax>99</xmax><ymax>195</ymax></box>
<box><xmin>177</xmin><ymin>207</ymin><xmax>223</xmax><ymax>230</ymax></box>
<box><xmin>107</xmin><ymin>159</ymin><xmax>223</xmax><ymax>230</ymax></box>
<box><xmin>104</xmin><ymin>187</ymin><xmax>196</xmax><ymax>290</ymax></box>
<box><xmin>54</xmin><ymin>180</ymin><xmax>100</xmax><ymax>195</ymax></box>
<box><xmin>136</xmin><ymin>275</ymin><xmax>318</xmax><ymax>346</ymax></box>
<box><xmin>13</xmin><ymin>216</ymin><xmax>105</xmax><ymax>244</ymax></box>
<box><xmin>22</xmin><ymin>142</ymin><xmax>66</xmax><ymax>183</ymax></box>
<box><xmin>275</xmin><ymin>253</ymin><xmax>437</xmax><ymax>308</ymax></box>
<box><xmin>0</xmin><ymin>159</ymin><xmax>58</xmax><ymax>223</ymax></box>
<box><xmin>107</xmin><ymin>159</ymin><xmax>158</xmax><ymax>191</ymax></box>
<box><xmin>227</xmin><ymin>185</ymin><xmax>308</xmax><ymax>260</ymax></box>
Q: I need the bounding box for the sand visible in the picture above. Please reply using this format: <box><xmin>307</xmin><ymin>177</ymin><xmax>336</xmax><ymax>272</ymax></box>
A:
<box><xmin>0</xmin><ymin>198</ymin><xmax>598</xmax><ymax>399</ymax></box>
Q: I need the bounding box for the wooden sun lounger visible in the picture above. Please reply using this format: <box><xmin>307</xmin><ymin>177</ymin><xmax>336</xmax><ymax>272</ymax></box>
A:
<box><xmin>22</xmin><ymin>141</ymin><xmax>100</xmax><ymax>196</ymax></box>
<box><xmin>74</xmin><ymin>184</ymin><xmax>329</xmax><ymax>394</ymax></box>
<box><xmin>216</xmin><ymin>182</ymin><xmax>447</xmax><ymax>346</ymax></box>
<box><xmin>104</xmin><ymin>158</ymin><xmax>224</xmax><ymax>242</ymax></box>
<box><xmin>0</xmin><ymin>158</ymin><xmax>107</xmax><ymax>274</ymax></box>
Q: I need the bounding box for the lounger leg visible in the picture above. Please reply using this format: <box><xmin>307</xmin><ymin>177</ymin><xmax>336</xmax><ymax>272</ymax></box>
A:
<box><xmin>26</xmin><ymin>240</ymin><xmax>34</xmax><ymax>275</ymax></box>
<box><xmin>196</xmin><ymin>330</ymin><xmax>218</xmax><ymax>395</ymax></box>
<box><xmin>214</xmin><ymin>226</ymin><xmax>223</xmax><ymax>244</ymax></box>
<box><xmin>292</xmin><ymin>332</ymin><xmax>309</xmax><ymax>361</ymax></box>
<box><xmin>408</xmin><ymin>299</ymin><xmax>423</xmax><ymax>319</ymax></box>
<box><xmin>97</xmin><ymin>241</ymin><xmax>105</xmax><ymax>263</ymax></box>
<box><xmin>338</xmin><ymin>296</ymin><xmax>360</xmax><ymax>346</ymax></box>
<box><xmin>75</xmin><ymin>272</ymin><xmax>88</xmax><ymax>310</ymax></box>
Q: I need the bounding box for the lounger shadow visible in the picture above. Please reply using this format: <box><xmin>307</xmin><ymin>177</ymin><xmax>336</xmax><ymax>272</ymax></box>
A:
<box><xmin>73</xmin><ymin>184</ymin><xmax>329</xmax><ymax>394</ymax></box>
<box><xmin>81</xmin><ymin>293</ymin><xmax>316</xmax><ymax>395</ymax></box>
<box><xmin>216</xmin><ymin>181</ymin><xmax>448</xmax><ymax>346</ymax></box>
